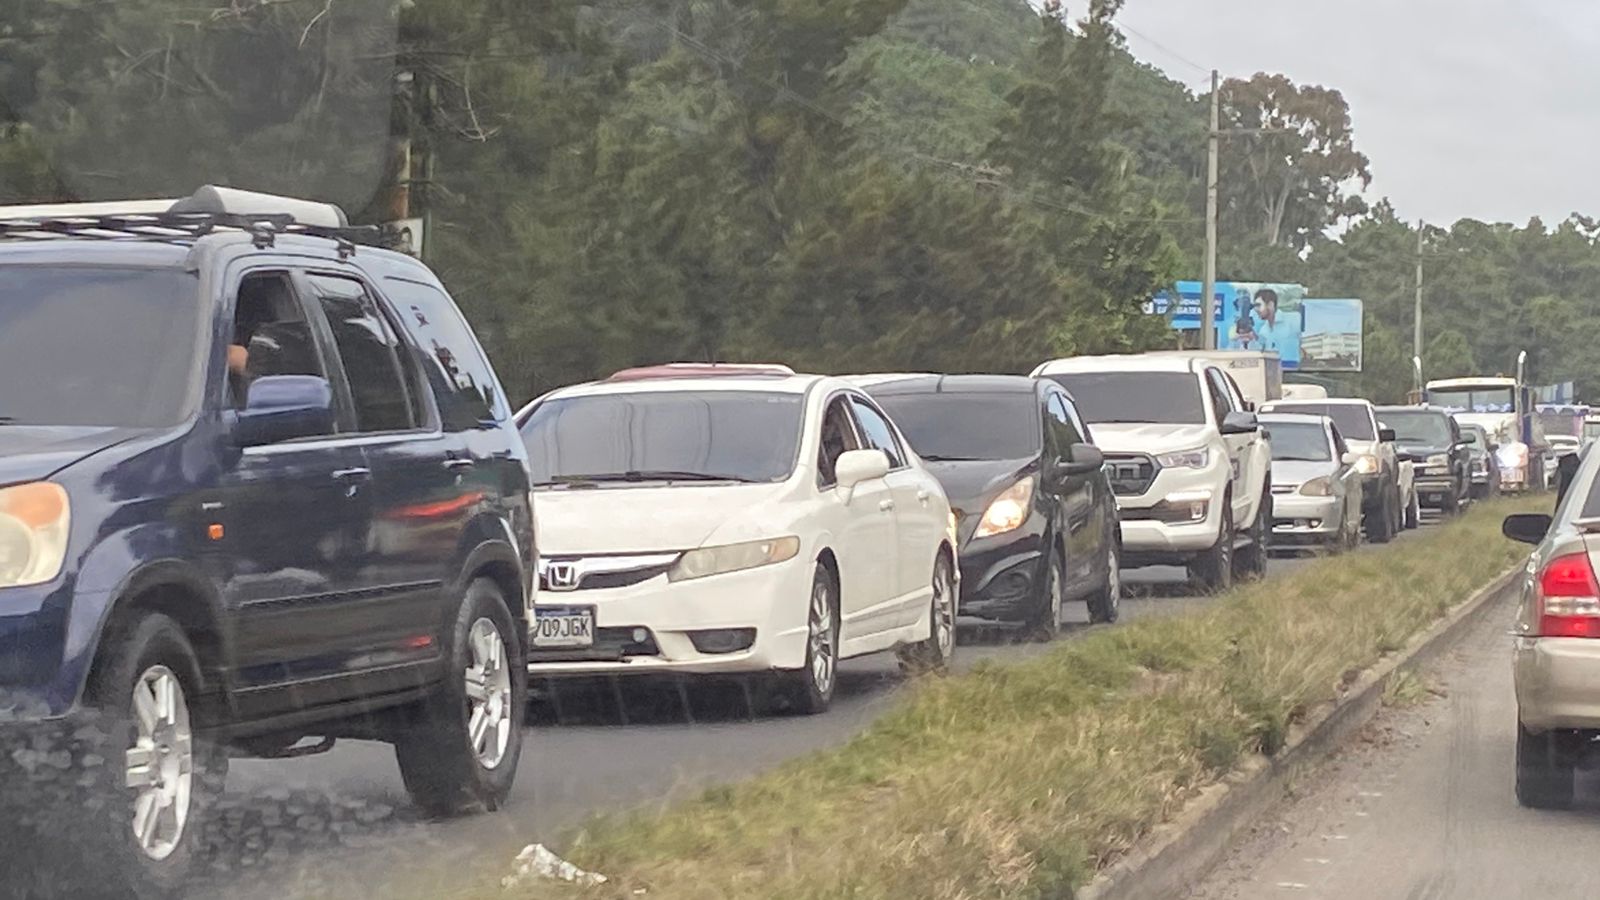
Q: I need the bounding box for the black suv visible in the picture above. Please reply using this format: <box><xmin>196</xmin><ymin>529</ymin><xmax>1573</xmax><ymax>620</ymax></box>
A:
<box><xmin>0</xmin><ymin>188</ymin><xmax>535</xmax><ymax>895</ymax></box>
<box><xmin>1378</xmin><ymin>405</ymin><xmax>1472</xmax><ymax>514</ymax></box>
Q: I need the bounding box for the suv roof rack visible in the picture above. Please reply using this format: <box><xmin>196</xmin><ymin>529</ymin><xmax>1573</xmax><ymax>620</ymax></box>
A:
<box><xmin>0</xmin><ymin>185</ymin><xmax>392</xmax><ymax>254</ymax></box>
<box><xmin>605</xmin><ymin>362</ymin><xmax>798</xmax><ymax>382</ymax></box>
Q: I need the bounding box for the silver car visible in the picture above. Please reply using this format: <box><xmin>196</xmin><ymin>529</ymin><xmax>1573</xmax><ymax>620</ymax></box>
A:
<box><xmin>1261</xmin><ymin>413</ymin><xmax>1363</xmax><ymax>552</ymax></box>
<box><xmin>1503</xmin><ymin>442</ymin><xmax>1600</xmax><ymax>808</ymax></box>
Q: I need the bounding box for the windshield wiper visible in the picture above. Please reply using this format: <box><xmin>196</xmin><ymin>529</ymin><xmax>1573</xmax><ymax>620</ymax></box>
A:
<box><xmin>1274</xmin><ymin>455</ymin><xmax>1329</xmax><ymax>462</ymax></box>
<box><xmin>920</xmin><ymin>454</ymin><xmax>986</xmax><ymax>462</ymax></box>
<box><xmin>542</xmin><ymin>470</ymin><xmax>762</xmax><ymax>485</ymax></box>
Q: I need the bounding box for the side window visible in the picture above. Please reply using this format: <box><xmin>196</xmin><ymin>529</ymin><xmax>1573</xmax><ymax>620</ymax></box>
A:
<box><xmin>1059</xmin><ymin>393</ymin><xmax>1093</xmax><ymax>444</ymax></box>
<box><xmin>382</xmin><ymin>277</ymin><xmax>508</xmax><ymax>430</ymax></box>
<box><xmin>848</xmin><ymin>397</ymin><xmax>907</xmax><ymax>469</ymax></box>
<box><xmin>1046</xmin><ymin>393</ymin><xmax>1084</xmax><ymax>456</ymax></box>
<box><xmin>1222</xmin><ymin>372</ymin><xmax>1250</xmax><ymax>412</ymax></box>
<box><xmin>818</xmin><ymin>397</ymin><xmax>861</xmax><ymax>487</ymax></box>
<box><xmin>1203</xmin><ymin>369</ymin><xmax>1233</xmax><ymax>422</ymax></box>
<box><xmin>229</xmin><ymin>271</ymin><xmax>327</xmax><ymax>409</ymax></box>
<box><xmin>306</xmin><ymin>273</ymin><xmax>418</xmax><ymax>434</ymax></box>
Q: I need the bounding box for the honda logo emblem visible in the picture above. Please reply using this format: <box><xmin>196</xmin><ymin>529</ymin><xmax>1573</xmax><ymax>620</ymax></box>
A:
<box><xmin>546</xmin><ymin>562</ymin><xmax>581</xmax><ymax>592</ymax></box>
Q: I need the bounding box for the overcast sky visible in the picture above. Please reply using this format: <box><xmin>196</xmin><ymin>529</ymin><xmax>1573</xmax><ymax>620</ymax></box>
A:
<box><xmin>1111</xmin><ymin>0</ymin><xmax>1600</xmax><ymax>228</ymax></box>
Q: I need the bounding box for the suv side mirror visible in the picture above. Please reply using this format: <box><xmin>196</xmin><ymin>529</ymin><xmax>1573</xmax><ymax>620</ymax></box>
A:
<box><xmin>1378</xmin><ymin>427</ymin><xmax>1397</xmax><ymax>443</ymax></box>
<box><xmin>1502</xmin><ymin>513</ymin><xmax>1552</xmax><ymax>545</ymax></box>
<box><xmin>232</xmin><ymin>375</ymin><xmax>335</xmax><ymax>447</ymax></box>
<box><xmin>1056</xmin><ymin>443</ymin><xmax>1105</xmax><ymax>477</ymax></box>
<box><xmin>835</xmin><ymin>448</ymin><xmax>890</xmax><ymax>499</ymax></box>
<box><xmin>1220</xmin><ymin>411</ymin><xmax>1259</xmax><ymax>435</ymax></box>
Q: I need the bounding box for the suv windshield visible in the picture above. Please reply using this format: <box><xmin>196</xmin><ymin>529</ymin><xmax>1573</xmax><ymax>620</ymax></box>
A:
<box><xmin>1262</xmin><ymin>402</ymin><xmax>1375</xmax><ymax>440</ymax></box>
<box><xmin>0</xmin><ymin>266</ymin><xmax>200</xmax><ymax>427</ymax></box>
<box><xmin>520</xmin><ymin>390</ymin><xmax>804</xmax><ymax>485</ymax></box>
<box><xmin>1383</xmin><ymin>410</ymin><xmax>1452</xmax><ymax>446</ymax></box>
<box><xmin>871</xmin><ymin>392</ymin><xmax>1040</xmax><ymax>460</ymax></box>
<box><xmin>1267</xmin><ymin>421</ymin><xmax>1332</xmax><ymax>461</ymax></box>
<box><xmin>1045</xmin><ymin>371</ymin><xmax>1205</xmax><ymax>426</ymax></box>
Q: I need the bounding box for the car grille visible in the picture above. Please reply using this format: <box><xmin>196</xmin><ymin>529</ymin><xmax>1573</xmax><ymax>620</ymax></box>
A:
<box><xmin>528</xmin><ymin>627</ymin><xmax>661</xmax><ymax>664</ymax></box>
<box><xmin>538</xmin><ymin>555</ymin><xmax>679</xmax><ymax>592</ymax></box>
<box><xmin>1104</xmin><ymin>453</ymin><xmax>1158</xmax><ymax>496</ymax></box>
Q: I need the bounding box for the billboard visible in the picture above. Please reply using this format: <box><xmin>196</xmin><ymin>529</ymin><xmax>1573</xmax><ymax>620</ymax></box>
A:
<box><xmin>1298</xmin><ymin>298</ymin><xmax>1363</xmax><ymax>372</ymax></box>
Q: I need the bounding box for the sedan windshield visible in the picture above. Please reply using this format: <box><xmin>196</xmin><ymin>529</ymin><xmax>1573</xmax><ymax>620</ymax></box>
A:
<box><xmin>1383</xmin><ymin>411</ymin><xmax>1452</xmax><ymax>446</ymax></box>
<box><xmin>0</xmin><ymin>266</ymin><xmax>201</xmax><ymax>427</ymax></box>
<box><xmin>520</xmin><ymin>391</ymin><xmax>804</xmax><ymax>485</ymax></box>
<box><xmin>870</xmin><ymin>392</ymin><xmax>1040</xmax><ymax>461</ymax></box>
<box><xmin>1045</xmin><ymin>371</ymin><xmax>1205</xmax><ymax>426</ymax></box>
<box><xmin>1262</xmin><ymin>402</ymin><xmax>1375</xmax><ymax>440</ymax></box>
<box><xmin>1267</xmin><ymin>422</ymin><xmax>1332</xmax><ymax>461</ymax></box>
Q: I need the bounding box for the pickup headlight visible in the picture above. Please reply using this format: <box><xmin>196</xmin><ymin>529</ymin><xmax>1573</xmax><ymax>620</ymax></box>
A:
<box><xmin>1155</xmin><ymin>446</ymin><xmax>1209</xmax><ymax>469</ymax></box>
<box><xmin>1425</xmin><ymin>453</ymin><xmax>1449</xmax><ymax>468</ymax></box>
<box><xmin>1353</xmin><ymin>454</ymin><xmax>1379</xmax><ymax>475</ymax></box>
<box><xmin>668</xmin><ymin>536</ymin><xmax>800</xmax><ymax>582</ymax></box>
<box><xmin>1299</xmin><ymin>476</ymin><xmax>1335</xmax><ymax>497</ymax></box>
<box><xmin>0</xmin><ymin>483</ymin><xmax>71</xmax><ymax>588</ymax></box>
<box><xmin>974</xmin><ymin>480</ymin><xmax>1035</xmax><ymax>539</ymax></box>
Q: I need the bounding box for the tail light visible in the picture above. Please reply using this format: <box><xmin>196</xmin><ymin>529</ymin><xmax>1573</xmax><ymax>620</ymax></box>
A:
<box><xmin>1536</xmin><ymin>551</ymin><xmax>1600</xmax><ymax>638</ymax></box>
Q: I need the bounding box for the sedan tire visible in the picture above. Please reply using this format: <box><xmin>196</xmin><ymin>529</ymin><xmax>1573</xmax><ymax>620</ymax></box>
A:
<box><xmin>777</xmin><ymin>565</ymin><xmax>840</xmax><ymax>715</ymax></box>
<box><xmin>1515</xmin><ymin>720</ymin><xmax>1578</xmax><ymax>810</ymax></box>
<box><xmin>897</xmin><ymin>554</ymin><xmax>956</xmax><ymax>674</ymax></box>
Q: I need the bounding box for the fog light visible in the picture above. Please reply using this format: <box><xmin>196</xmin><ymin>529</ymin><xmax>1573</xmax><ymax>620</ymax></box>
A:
<box><xmin>632</xmin><ymin>627</ymin><xmax>649</xmax><ymax>644</ymax></box>
<box><xmin>688</xmin><ymin>628</ymin><xmax>757</xmax><ymax>654</ymax></box>
<box><xmin>1308</xmin><ymin>519</ymin><xmax>1322</xmax><ymax>529</ymax></box>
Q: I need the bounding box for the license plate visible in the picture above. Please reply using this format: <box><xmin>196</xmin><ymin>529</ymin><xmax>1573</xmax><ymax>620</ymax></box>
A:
<box><xmin>532</xmin><ymin>606</ymin><xmax>595</xmax><ymax>648</ymax></box>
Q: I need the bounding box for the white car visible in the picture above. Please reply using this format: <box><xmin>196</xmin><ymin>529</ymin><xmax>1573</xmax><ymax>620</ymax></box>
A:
<box><xmin>1260</xmin><ymin>398</ymin><xmax>1406</xmax><ymax>539</ymax></box>
<box><xmin>1032</xmin><ymin>354</ymin><xmax>1272</xmax><ymax>591</ymax></box>
<box><xmin>515</xmin><ymin>364</ymin><xmax>958</xmax><ymax>713</ymax></box>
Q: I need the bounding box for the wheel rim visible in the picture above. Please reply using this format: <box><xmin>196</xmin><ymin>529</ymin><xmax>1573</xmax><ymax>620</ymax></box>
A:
<box><xmin>1106</xmin><ymin>546</ymin><xmax>1121</xmax><ymax>611</ymax></box>
<box><xmin>465</xmin><ymin>618</ymin><xmax>514</xmax><ymax>769</ymax></box>
<box><xmin>124</xmin><ymin>666</ymin><xmax>193</xmax><ymax>862</ymax></box>
<box><xmin>809</xmin><ymin>579</ymin><xmax>836</xmax><ymax>695</ymax></box>
<box><xmin>932</xmin><ymin>562</ymin><xmax>955</xmax><ymax>658</ymax></box>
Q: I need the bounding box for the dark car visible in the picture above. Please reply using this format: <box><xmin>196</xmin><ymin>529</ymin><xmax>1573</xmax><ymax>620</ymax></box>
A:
<box><xmin>1458</xmin><ymin>421</ymin><xmax>1501</xmax><ymax>499</ymax></box>
<box><xmin>1378</xmin><ymin>405</ymin><xmax>1471</xmax><ymax>514</ymax></box>
<box><xmin>0</xmin><ymin>189</ymin><xmax>535</xmax><ymax>896</ymax></box>
<box><xmin>860</xmin><ymin>374</ymin><xmax>1120</xmax><ymax>637</ymax></box>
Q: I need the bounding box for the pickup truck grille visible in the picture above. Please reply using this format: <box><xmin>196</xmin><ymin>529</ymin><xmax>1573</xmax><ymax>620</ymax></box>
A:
<box><xmin>1104</xmin><ymin>453</ymin><xmax>1158</xmax><ymax>496</ymax></box>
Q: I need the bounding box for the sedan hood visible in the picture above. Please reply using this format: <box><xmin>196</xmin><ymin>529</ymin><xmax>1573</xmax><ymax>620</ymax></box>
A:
<box><xmin>1088</xmin><ymin>423</ymin><xmax>1213</xmax><ymax>454</ymax></box>
<box><xmin>0</xmin><ymin>425</ymin><xmax>142</xmax><ymax>486</ymax></box>
<box><xmin>534</xmin><ymin>482</ymin><xmax>790</xmax><ymax>554</ymax></box>
<box><xmin>925</xmin><ymin>457</ymin><xmax>1035</xmax><ymax>515</ymax></box>
<box><xmin>1271</xmin><ymin>458</ymin><xmax>1339</xmax><ymax>488</ymax></box>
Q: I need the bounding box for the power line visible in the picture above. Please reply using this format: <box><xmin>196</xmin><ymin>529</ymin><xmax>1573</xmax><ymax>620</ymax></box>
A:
<box><xmin>1118</xmin><ymin>22</ymin><xmax>1211</xmax><ymax>78</ymax></box>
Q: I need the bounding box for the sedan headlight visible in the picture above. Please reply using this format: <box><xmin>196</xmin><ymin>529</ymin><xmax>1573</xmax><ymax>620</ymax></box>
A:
<box><xmin>1155</xmin><ymin>446</ymin><xmax>1209</xmax><ymax>469</ymax></box>
<box><xmin>1425</xmin><ymin>453</ymin><xmax>1449</xmax><ymax>468</ymax></box>
<box><xmin>0</xmin><ymin>483</ymin><xmax>71</xmax><ymax>589</ymax></box>
<box><xmin>668</xmin><ymin>536</ymin><xmax>801</xmax><ymax>582</ymax></box>
<box><xmin>1298</xmin><ymin>476</ymin><xmax>1335</xmax><ymax>497</ymax></box>
<box><xmin>1352</xmin><ymin>454</ymin><xmax>1379</xmax><ymax>475</ymax></box>
<box><xmin>974</xmin><ymin>479</ymin><xmax>1035</xmax><ymax>539</ymax></box>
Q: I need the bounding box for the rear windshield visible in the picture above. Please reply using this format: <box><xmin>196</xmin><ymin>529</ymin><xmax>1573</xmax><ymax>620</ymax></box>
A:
<box><xmin>1382</xmin><ymin>410</ymin><xmax>1451</xmax><ymax>445</ymax></box>
<box><xmin>1044</xmin><ymin>371</ymin><xmax>1205</xmax><ymax>426</ymax></box>
<box><xmin>520</xmin><ymin>390</ymin><xmax>804</xmax><ymax>485</ymax></box>
<box><xmin>1261</xmin><ymin>402</ymin><xmax>1374</xmax><ymax>440</ymax></box>
<box><xmin>870</xmin><ymin>392</ymin><xmax>1040</xmax><ymax>461</ymax></box>
<box><xmin>0</xmin><ymin>266</ymin><xmax>201</xmax><ymax>427</ymax></box>
<box><xmin>1266</xmin><ymin>422</ymin><xmax>1331</xmax><ymax>462</ymax></box>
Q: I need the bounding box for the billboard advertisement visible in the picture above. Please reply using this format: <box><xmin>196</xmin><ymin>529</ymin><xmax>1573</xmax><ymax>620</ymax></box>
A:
<box><xmin>1146</xmin><ymin>281</ymin><xmax>1307</xmax><ymax>369</ymax></box>
<box><xmin>1298</xmin><ymin>298</ymin><xmax>1363</xmax><ymax>372</ymax></box>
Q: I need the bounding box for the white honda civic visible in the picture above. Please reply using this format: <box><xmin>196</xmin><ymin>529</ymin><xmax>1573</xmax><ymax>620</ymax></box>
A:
<box><xmin>516</xmin><ymin>364</ymin><xmax>958</xmax><ymax>713</ymax></box>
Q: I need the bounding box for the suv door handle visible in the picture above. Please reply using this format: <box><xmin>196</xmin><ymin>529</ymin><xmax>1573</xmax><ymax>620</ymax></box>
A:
<box><xmin>331</xmin><ymin>467</ymin><xmax>371</xmax><ymax>481</ymax></box>
<box><xmin>879</xmin><ymin>498</ymin><xmax>896</xmax><ymax>512</ymax></box>
<box><xmin>443</xmin><ymin>458</ymin><xmax>475</xmax><ymax>471</ymax></box>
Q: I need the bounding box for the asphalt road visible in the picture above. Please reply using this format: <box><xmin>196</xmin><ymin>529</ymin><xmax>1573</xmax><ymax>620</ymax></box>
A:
<box><xmin>198</xmin><ymin>521</ymin><xmax>1430</xmax><ymax>899</ymax></box>
<box><xmin>1193</xmin><ymin>578</ymin><xmax>1600</xmax><ymax>900</ymax></box>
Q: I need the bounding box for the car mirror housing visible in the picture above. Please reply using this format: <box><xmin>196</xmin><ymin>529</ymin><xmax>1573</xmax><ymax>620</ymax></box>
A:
<box><xmin>834</xmin><ymin>448</ymin><xmax>890</xmax><ymax>498</ymax></box>
<box><xmin>232</xmin><ymin>375</ymin><xmax>335</xmax><ymax>447</ymax></box>
<box><xmin>1502</xmin><ymin>513</ymin><xmax>1553</xmax><ymax>545</ymax></box>
<box><xmin>1220</xmin><ymin>411</ymin><xmax>1259</xmax><ymax>435</ymax></box>
<box><xmin>1059</xmin><ymin>443</ymin><xmax>1105</xmax><ymax>476</ymax></box>
<box><xmin>1379</xmin><ymin>426</ymin><xmax>1397</xmax><ymax>443</ymax></box>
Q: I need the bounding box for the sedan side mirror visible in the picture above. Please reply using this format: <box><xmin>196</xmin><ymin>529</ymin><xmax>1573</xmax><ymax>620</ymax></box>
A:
<box><xmin>835</xmin><ymin>448</ymin><xmax>890</xmax><ymax>500</ymax></box>
<box><xmin>1056</xmin><ymin>443</ymin><xmax>1105</xmax><ymax>477</ymax></box>
<box><xmin>232</xmin><ymin>375</ymin><xmax>335</xmax><ymax>447</ymax></box>
<box><xmin>1220</xmin><ymin>411</ymin><xmax>1259</xmax><ymax>435</ymax></box>
<box><xmin>1502</xmin><ymin>513</ymin><xmax>1553</xmax><ymax>545</ymax></box>
<box><xmin>1379</xmin><ymin>427</ymin><xmax>1397</xmax><ymax>443</ymax></box>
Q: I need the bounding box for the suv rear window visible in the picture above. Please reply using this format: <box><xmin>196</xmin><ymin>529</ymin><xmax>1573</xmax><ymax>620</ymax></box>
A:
<box><xmin>1044</xmin><ymin>371</ymin><xmax>1205</xmax><ymax>426</ymax></box>
<box><xmin>0</xmin><ymin>266</ymin><xmax>200</xmax><ymax>427</ymax></box>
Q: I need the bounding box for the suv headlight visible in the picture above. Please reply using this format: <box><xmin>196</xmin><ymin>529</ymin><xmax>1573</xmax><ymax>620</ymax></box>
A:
<box><xmin>0</xmin><ymin>483</ymin><xmax>71</xmax><ymax>588</ymax></box>
<box><xmin>1155</xmin><ymin>446</ymin><xmax>1209</xmax><ymax>469</ymax></box>
<box><xmin>668</xmin><ymin>536</ymin><xmax>800</xmax><ymax>582</ymax></box>
<box><xmin>1299</xmin><ymin>476</ymin><xmax>1334</xmax><ymax>497</ymax></box>
<box><xmin>1353</xmin><ymin>454</ymin><xmax>1379</xmax><ymax>475</ymax></box>
<box><xmin>974</xmin><ymin>480</ymin><xmax>1035</xmax><ymax>539</ymax></box>
<box><xmin>1425</xmin><ymin>453</ymin><xmax>1449</xmax><ymax>468</ymax></box>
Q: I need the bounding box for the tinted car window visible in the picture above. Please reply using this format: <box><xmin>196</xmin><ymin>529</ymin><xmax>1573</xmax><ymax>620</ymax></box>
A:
<box><xmin>521</xmin><ymin>390</ymin><xmax>804</xmax><ymax>484</ymax></box>
<box><xmin>849</xmin><ymin>397</ymin><xmax>907</xmax><ymax>468</ymax></box>
<box><xmin>1384</xmin><ymin>410</ymin><xmax>1452</xmax><ymax>445</ymax></box>
<box><xmin>382</xmin><ymin>277</ymin><xmax>509</xmax><ymax>429</ymax></box>
<box><xmin>1261</xmin><ymin>402</ymin><xmax>1376</xmax><ymax>440</ymax></box>
<box><xmin>308</xmin><ymin>274</ymin><xmax>417</xmax><ymax>433</ymax></box>
<box><xmin>0</xmin><ymin>266</ymin><xmax>199</xmax><ymax>427</ymax></box>
<box><xmin>1044</xmin><ymin>371</ymin><xmax>1205</xmax><ymax>426</ymax></box>
<box><xmin>871</xmin><ymin>392</ymin><xmax>1041</xmax><ymax>461</ymax></box>
<box><xmin>818</xmin><ymin>396</ymin><xmax>861</xmax><ymax>486</ymax></box>
<box><xmin>1267</xmin><ymin>422</ymin><xmax>1332</xmax><ymax>461</ymax></box>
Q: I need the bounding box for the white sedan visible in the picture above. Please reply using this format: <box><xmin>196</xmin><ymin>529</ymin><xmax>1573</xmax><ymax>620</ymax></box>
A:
<box><xmin>515</xmin><ymin>364</ymin><xmax>958</xmax><ymax>713</ymax></box>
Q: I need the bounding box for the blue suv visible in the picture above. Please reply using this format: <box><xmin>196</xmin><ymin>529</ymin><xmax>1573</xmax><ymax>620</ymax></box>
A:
<box><xmin>0</xmin><ymin>188</ymin><xmax>536</xmax><ymax>896</ymax></box>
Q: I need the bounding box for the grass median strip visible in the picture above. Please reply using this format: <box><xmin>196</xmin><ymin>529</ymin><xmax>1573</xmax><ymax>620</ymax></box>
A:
<box><xmin>468</xmin><ymin>498</ymin><xmax>1541</xmax><ymax>900</ymax></box>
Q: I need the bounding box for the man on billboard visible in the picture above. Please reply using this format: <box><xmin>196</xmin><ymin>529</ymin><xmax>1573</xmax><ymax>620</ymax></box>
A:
<box><xmin>1226</xmin><ymin>285</ymin><xmax>1303</xmax><ymax>365</ymax></box>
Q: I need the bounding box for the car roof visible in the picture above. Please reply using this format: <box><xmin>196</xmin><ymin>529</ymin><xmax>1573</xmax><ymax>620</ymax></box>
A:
<box><xmin>546</xmin><ymin>373</ymin><xmax>824</xmax><ymax>399</ymax></box>
<box><xmin>1260</xmin><ymin>412</ymin><xmax>1331</xmax><ymax>425</ymax></box>
<box><xmin>855</xmin><ymin>373</ymin><xmax>1040</xmax><ymax>396</ymax></box>
<box><xmin>1264</xmin><ymin>397</ymin><xmax>1372</xmax><ymax>408</ymax></box>
<box><xmin>1033</xmin><ymin>354</ymin><xmax>1199</xmax><ymax>375</ymax></box>
<box><xmin>1376</xmin><ymin>404</ymin><xmax>1449</xmax><ymax>415</ymax></box>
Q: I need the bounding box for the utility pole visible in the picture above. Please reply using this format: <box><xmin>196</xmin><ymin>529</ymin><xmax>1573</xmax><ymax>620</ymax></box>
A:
<box><xmin>1413</xmin><ymin>220</ymin><xmax>1424</xmax><ymax>392</ymax></box>
<box><xmin>1202</xmin><ymin>69</ymin><xmax>1220</xmax><ymax>350</ymax></box>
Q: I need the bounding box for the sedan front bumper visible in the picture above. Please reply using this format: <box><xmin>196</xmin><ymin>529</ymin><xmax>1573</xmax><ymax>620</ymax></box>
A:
<box><xmin>1270</xmin><ymin>493</ymin><xmax>1341</xmax><ymax>543</ymax></box>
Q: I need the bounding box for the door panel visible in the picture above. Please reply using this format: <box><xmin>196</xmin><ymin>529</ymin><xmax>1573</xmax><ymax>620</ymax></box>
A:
<box><xmin>1047</xmin><ymin>393</ymin><xmax>1099</xmax><ymax>590</ymax></box>
<box><xmin>827</xmin><ymin>478</ymin><xmax>902</xmax><ymax>639</ymax></box>
<box><xmin>847</xmin><ymin>395</ymin><xmax>935</xmax><ymax>621</ymax></box>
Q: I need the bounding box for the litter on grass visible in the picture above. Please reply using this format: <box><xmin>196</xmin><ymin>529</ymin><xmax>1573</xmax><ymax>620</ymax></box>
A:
<box><xmin>503</xmin><ymin>843</ymin><xmax>609</xmax><ymax>889</ymax></box>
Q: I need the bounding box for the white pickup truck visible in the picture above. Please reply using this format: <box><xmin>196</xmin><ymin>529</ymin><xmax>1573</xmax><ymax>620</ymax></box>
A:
<box><xmin>1034</xmin><ymin>354</ymin><xmax>1273</xmax><ymax>591</ymax></box>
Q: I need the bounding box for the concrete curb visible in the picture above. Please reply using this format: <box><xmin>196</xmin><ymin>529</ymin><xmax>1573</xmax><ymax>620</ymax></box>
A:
<box><xmin>1074</xmin><ymin>564</ymin><xmax>1523</xmax><ymax>900</ymax></box>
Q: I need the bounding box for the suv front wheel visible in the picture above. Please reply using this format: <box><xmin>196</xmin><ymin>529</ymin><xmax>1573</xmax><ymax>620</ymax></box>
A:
<box><xmin>395</xmin><ymin>578</ymin><xmax>526</xmax><ymax>817</ymax></box>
